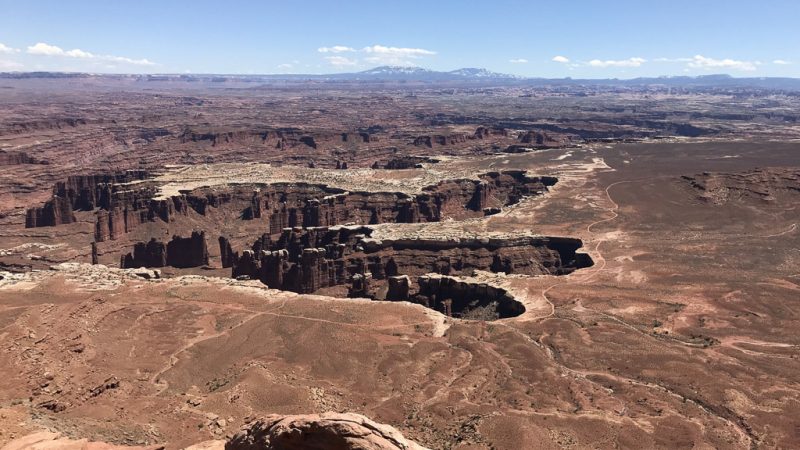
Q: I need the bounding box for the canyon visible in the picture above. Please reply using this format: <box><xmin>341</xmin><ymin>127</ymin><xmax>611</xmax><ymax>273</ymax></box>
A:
<box><xmin>0</xmin><ymin>75</ymin><xmax>798</xmax><ymax>449</ymax></box>
<box><xmin>19</xmin><ymin>166</ymin><xmax>586</xmax><ymax>320</ymax></box>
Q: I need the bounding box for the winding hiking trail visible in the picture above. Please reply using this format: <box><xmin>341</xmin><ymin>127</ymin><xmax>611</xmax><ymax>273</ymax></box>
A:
<box><xmin>527</xmin><ymin>178</ymin><xmax>634</xmax><ymax>322</ymax></box>
<box><xmin>498</xmin><ymin>175</ymin><xmax>758</xmax><ymax>449</ymax></box>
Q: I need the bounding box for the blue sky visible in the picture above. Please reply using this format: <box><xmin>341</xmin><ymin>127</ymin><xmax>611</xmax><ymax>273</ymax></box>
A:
<box><xmin>1</xmin><ymin>0</ymin><xmax>798</xmax><ymax>77</ymax></box>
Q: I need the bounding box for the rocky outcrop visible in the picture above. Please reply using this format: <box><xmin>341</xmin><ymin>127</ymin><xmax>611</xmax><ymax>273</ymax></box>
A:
<box><xmin>341</xmin><ymin>132</ymin><xmax>375</xmax><ymax>143</ymax></box>
<box><xmin>121</xmin><ymin>238</ymin><xmax>167</xmax><ymax>268</ymax></box>
<box><xmin>386</xmin><ymin>275</ymin><xmax>410</xmax><ymax>301</ymax></box>
<box><xmin>503</xmin><ymin>145</ymin><xmax>534</xmax><ymax>154</ymax></box>
<box><xmin>0</xmin><ymin>432</ymin><xmax>161</xmax><ymax>450</ymax></box>
<box><xmin>374</xmin><ymin>156</ymin><xmax>439</xmax><ymax>170</ymax></box>
<box><xmin>348</xmin><ymin>272</ymin><xmax>371</xmax><ymax>298</ymax></box>
<box><xmin>228</xmin><ymin>225</ymin><xmax>592</xmax><ymax>296</ymax></box>
<box><xmin>683</xmin><ymin>168</ymin><xmax>800</xmax><ymax>205</ymax></box>
<box><xmin>226</xmin><ymin>412</ymin><xmax>429</xmax><ymax>450</ymax></box>
<box><xmin>232</xmin><ymin>250</ymin><xmax>262</xmax><ymax>279</ymax></box>
<box><xmin>412</xmin><ymin>274</ymin><xmax>524</xmax><ymax>320</ymax></box>
<box><xmin>1</xmin><ymin>117</ymin><xmax>90</xmax><ymax>134</ymax></box>
<box><xmin>177</xmin><ymin>127</ymin><xmax>376</xmax><ymax>154</ymax></box>
<box><xmin>219</xmin><ymin>236</ymin><xmax>237</xmax><ymax>268</ymax></box>
<box><xmin>28</xmin><ymin>170</ymin><xmax>555</xmax><ymax>244</ymax></box>
<box><xmin>166</xmin><ymin>231</ymin><xmax>210</xmax><ymax>268</ymax></box>
<box><xmin>56</xmin><ymin>171</ymin><xmax>151</xmax><ymax>211</ymax></box>
<box><xmin>121</xmin><ymin>231</ymin><xmax>209</xmax><ymax>268</ymax></box>
<box><xmin>91</xmin><ymin>241</ymin><xmax>99</xmax><ymax>265</ymax></box>
<box><xmin>26</xmin><ymin>170</ymin><xmax>153</xmax><ymax>229</ymax></box>
<box><xmin>474</xmin><ymin>126</ymin><xmax>507</xmax><ymax>139</ymax></box>
<box><xmin>413</xmin><ymin>133</ymin><xmax>468</xmax><ymax>148</ymax></box>
<box><xmin>182</xmin><ymin>171</ymin><xmax>552</xmax><ymax>236</ymax></box>
<box><xmin>91</xmin><ymin>190</ymin><xmax>195</xmax><ymax>241</ymax></box>
<box><xmin>0</xmin><ymin>150</ymin><xmax>46</xmax><ymax>165</ymax></box>
<box><xmin>3</xmin><ymin>413</ymin><xmax>426</xmax><ymax>450</ymax></box>
<box><xmin>517</xmin><ymin>130</ymin><xmax>570</xmax><ymax>148</ymax></box>
<box><xmin>25</xmin><ymin>195</ymin><xmax>75</xmax><ymax>227</ymax></box>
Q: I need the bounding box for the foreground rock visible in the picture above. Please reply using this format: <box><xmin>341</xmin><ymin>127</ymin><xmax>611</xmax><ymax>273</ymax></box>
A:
<box><xmin>2</xmin><ymin>413</ymin><xmax>424</xmax><ymax>450</ymax></box>
<box><xmin>0</xmin><ymin>431</ymin><xmax>163</xmax><ymax>450</ymax></box>
<box><xmin>226</xmin><ymin>413</ymin><xmax>429</xmax><ymax>450</ymax></box>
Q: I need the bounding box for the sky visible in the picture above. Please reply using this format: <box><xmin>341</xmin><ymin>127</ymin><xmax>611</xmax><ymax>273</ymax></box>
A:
<box><xmin>1</xmin><ymin>0</ymin><xmax>798</xmax><ymax>78</ymax></box>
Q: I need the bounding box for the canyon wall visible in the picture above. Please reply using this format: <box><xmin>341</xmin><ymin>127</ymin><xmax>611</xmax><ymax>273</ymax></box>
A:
<box><xmin>28</xmin><ymin>170</ymin><xmax>556</xmax><ymax>244</ymax></box>
<box><xmin>227</xmin><ymin>226</ymin><xmax>592</xmax><ymax>295</ymax></box>
<box><xmin>120</xmin><ymin>231</ymin><xmax>209</xmax><ymax>269</ymax></box>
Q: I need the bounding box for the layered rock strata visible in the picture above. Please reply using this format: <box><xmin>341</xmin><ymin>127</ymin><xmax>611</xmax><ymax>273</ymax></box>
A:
<box><xmin>228</xmin><ymin>226</ymin><xmax>592</xmax><ymax>298</ymax></box>
<box><xmin>26</xmin><ymin>170</ymin><xmax>152</xmax><ymax>228</ymax></box>
<box><xmin>27</xmin><ymin>170</ymin><xmax>556</xmax><ymax>244</ymax></box>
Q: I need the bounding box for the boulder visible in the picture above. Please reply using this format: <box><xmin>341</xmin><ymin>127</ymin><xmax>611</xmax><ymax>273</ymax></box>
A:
<box><xmin>225</xmin><ymin>412</ymin><xmax>429</xmax><ymax>450</ymax></box>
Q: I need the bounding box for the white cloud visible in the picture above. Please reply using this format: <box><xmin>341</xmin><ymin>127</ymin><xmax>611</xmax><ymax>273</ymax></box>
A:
<box><xmin>588</xmin><ymin>57</ymin><xmax>646</xmax><ymax>68</ymax></box>
<box><xmin>361</xmin><ymin>45</ymin><xmax>436</xmax><ymax>66</ymax></box>
<box><xmin>324</xmin><ymin>56</ymin><xmax>358</xmax><ymax>67</ymax></box>
<box><xmin>509</xmin><ymin>58</ymin><xmax>528</xmax><ymax>64</ymax></box>
<box><xmin>105</xmin><ymin>55</ymin><xmax>155</xmax><ymax>65</ymax></box>
<box><xmin>318</xmin><ymin>46</ymin><xmax>355</xmax><ymax>53</ymax></box>
<box><xmin>773</xmin><ymin>59</ymin><xmax>791</xmax><ymax>65</ymax></box>
<box><xmin>65</xmin><ymin>48</ymin><xmax>95</xmax><ymax>58</ymax></box>
<box><xmin>653</xmin><ymin>57</ymin><xmax>692</xmax><ymax>62</ymax></box>
<box><xmin>362</xmin><ymin>45</ymin><xmax>436</xmax><ymax>57</ymax></box>
<box><xmin>0</xmin><ymin>43</ymin><xmax>20</xmax><ymax>54</ymax></box>
<box><xmin>552</xmin><ymin>55</ymin><xmax>570</xmax><ymax>63</ymax></box>
<box><xmin>26</xmin><ymin>42</ymin><xmax>155</xmax><ymax>66</ymax></box>
<box><xmin>317</xmin><ymin>44</ymin><xmax>436</xmax><ymax>67</ymax></box>
<box><xmin>27</xmin><ymin>42</ymin><xmax>65</xmax><ymax>56</ymax></box>
<box><xmin>277</xmin><ymin>63</ymin><xmax>294</xmax><ymax>69</ymax></box>
<box><xmin>687</xmin><ymin>55</ymin><xmax>756</xmax><ymax>71</ymax></box>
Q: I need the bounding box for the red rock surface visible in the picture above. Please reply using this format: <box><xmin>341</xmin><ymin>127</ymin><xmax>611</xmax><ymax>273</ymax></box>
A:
<box><xmin>2</xmin><ymin>77</ymin><xmax>800</xmax><ymax>449</ymax></box>
<box><xmin>226</xmin><ymin>413</ymin><xmax>429</xmax><ymax>450</ymax></box>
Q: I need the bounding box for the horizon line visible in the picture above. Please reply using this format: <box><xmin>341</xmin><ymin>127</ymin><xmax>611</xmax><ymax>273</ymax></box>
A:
<box><xmin>1</xmin><ymin>69</ymin><xmax>797</xmax><ymax>81</ymax></box>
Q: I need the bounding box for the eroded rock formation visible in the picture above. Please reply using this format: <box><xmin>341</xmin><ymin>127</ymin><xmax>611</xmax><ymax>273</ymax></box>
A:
<box><xmin>25</xmin><ymin>195</ymin><xmax>75</xmax><ymax>227</ymax></box>
<box><xmin>501</xmin><ymin>130</ymin><xmax>573</xmax><ymax>153</ymax></box>
<box><xmin>219</xmin><ymin>236</ymin><xmax>237</xmax><ymax>268</ymax></box>
<box><xmin>121</xmin><ymin>231</ymin><xmax>209</xmax><ymax>269</ymax></box>
<box><xmin>0</xmin><ymin>150</ymin><xmax>46</xmax><ymax>165</ymax></box>
<box><xmin>26</xmin><ymin>170</ymin><xmax>153</xmax><ymax>228</ymax></box>
<box><xmin>228</xmin><ymin>226</ymin><xmax>592</xmax><ymax>298</ymax></box>
<box><xmin>474</xmin><ymin>126</ymin><xmax>507</xmax><ymax>139</ymax></box>
<box><xmin>226</xmin><ymin>412</ymin><xmax>429</xmax><ymax>450</ymax></box>
<box><xmin>413</xmin><ymin>133</ymin><xmax>469</xmax><ymax>148</ymax></box>
<box><xmin>373</xmin><ymin>156</ymin><xmax>439</xmax><ymax>170</ymax></box>
<box><xmin>386</xmin><ymin>275</ymin><xmax>410</xmax><ymax>301</ymax></box>
<box><xmin>683</xmin><ymin>168</ymin><xmax>800</xmax><ymax>205</ymax></box>
<box><xmin>412</xmin><ymin>274</ymin><xmax>524</xmax><ymax>320</ymax></box>
<box><xmin>29</xmin><ymin>170</ymin><xmax>556</xmax><ymax>244</ymax></box>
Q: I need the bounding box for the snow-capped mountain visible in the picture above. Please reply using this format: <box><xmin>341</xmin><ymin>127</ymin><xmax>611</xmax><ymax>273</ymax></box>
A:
<box><xmin>447</xmin><ymin>68</ymin><xmax>519</xmax><ymax>79</ymax></box>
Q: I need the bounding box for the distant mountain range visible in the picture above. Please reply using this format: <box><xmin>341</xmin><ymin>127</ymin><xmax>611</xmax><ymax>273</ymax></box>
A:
<box><xmin>3</xmin><ymin>66</ymin><xmax>800</xmax><ymax>90</ymax></box>
<box><xmin>343</xmin><ymin>68</ymin><xmax>800</xmax><ymax>89</ymax></box>
<box><xmin>355</xmin><ymin>66</ymin><xmax>522</xmax><ymax>80</ymax></box>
